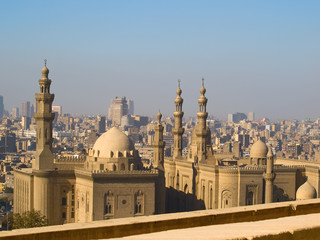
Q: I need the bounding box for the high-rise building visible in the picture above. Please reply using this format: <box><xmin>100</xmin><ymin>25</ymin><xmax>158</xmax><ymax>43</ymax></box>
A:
<box><xmin>0</xmin><ymin>96</ymin><xmax>4</xmax><ymax>119</ymax></box>
<box><xmin>21</xmin><ymin>116</ymin><xmax>31</xmax><ymax>130</ymax></box>
<box><xmin>108</xmin><ymin>97</ymin><xmax>129</xmax><ymax>126</ymax></box>
<box><xmin>31</xmin><ymin>102</ymin><xmax>37</xmax><ymax>117</ymax></box>
<box><xmin>228</xmin><ymin>112</ymin><xmax>247</xmax><ymax>123</ymax></box>
<box><xmin>11</xmin><ymin>107</ymin><xmax>19</xmax><ymax>118</ymax></box>
<box><xmin>96</xmin><ymin>115</ymin><xmax>106</xmax><ymax>134</ymax></box>
<box><xmin>248</xmin><ymin>112</ymin><xmax>255</xmax><ymax>121</ymax></box>
<box><xmin>21</xmin><ymin>101</ymin><xmax>31</xmax><ymax>117</ymax></box>
<box><xmin>127</xmin><ymin>99</ymin><xmax>134</xmax><ymax>115</ymax></box>
<box><xmin>0</xmin><ymin>131</ymin><xmax>17</xmax><ymax>153</ymax></box>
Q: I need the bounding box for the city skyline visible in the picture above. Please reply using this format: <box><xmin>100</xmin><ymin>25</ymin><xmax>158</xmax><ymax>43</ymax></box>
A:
<box><xmin>1</xmin><ymin>1</ymin><xmax>319</xmax><ymax>120</ymax></box>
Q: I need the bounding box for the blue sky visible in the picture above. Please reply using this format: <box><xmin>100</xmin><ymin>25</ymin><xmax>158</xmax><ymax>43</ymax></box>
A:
<box><xmin>0</xmin><ymin>1</ymin><xmax>319</xmax><ymax>120</ymax></box>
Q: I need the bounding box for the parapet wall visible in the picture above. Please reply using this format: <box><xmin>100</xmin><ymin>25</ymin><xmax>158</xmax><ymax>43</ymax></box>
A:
<box><xmin>2</xmin><ymin>199</ymin><xmax>320</xmax><ymax>240</ymax></box>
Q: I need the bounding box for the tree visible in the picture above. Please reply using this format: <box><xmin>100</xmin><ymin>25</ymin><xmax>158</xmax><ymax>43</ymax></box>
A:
<box><xmin>12</xmin><ymin>209</ymin><xmax>48</xmax><ymax>229</ymax></box>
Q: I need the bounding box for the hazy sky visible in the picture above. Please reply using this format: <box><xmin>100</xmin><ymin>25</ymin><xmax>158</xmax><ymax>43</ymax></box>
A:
<box><xmin>0</xmin><ymin>1</ymin><xmax>319</xmax><ymax>121</ymax></box>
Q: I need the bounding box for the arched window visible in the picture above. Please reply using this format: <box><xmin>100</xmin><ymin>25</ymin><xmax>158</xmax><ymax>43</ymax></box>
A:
<box><xmin>209</xmin><ymin>186</ymin><xmax>213</xmax><ymax>209</ymax></box>
<box><xmin>221</xmin><ymin>190</ymin><xmax>232</xmax><ymax>208</ymax></box>
<box><xmin>202</xmin><ymin>185</ymin><xmax>205</xmax><ymax>201</ymax></box>
<box><xmin>120</xmin><ymin>163</ymin><xmax>125</xmax><ymax>171</ymax></box>
<box><xmin>135</xmin><ymin>190</ymin><xmax>144</xmax><ymax>215</ymax></box>
<box><xmin>104</xmin><ymin>191</ymin><xmax>114</xmax><ymax>217</ymax></box>
<box><xmin>246</xmin><ymin>191</ymin><xmax>254</xmax><ymax>205</ymax></box>
<box><xmin>184</xmin><ymin>184</ymin><xmax>189</xmax><ymax>194</ymax></box>
<box><xmin>176</xmin><ymin>171</ymin><xmax>180</xmax><ymax>189</ymax></box>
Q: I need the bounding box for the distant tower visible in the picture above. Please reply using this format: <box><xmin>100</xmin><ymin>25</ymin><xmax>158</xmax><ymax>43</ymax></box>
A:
<box><xmin>96</xmin><ymin>115</ymin><xmax>106</xmax><ymax>134</ymax></box>
<box><xmin>248</xmin><ymin>112</ymin><xmax>255</xmax><ymax>122</ymax></box>
<box><xmin>0</xmin><ymin>96</ymin><xmax>4</xmax><ymax>119</ymax></box>
<box><xmin>196</xmin><ymin>79</ymin><xmax>209</xmax><ymax>162</ymax></box>
<box><xmin>33</xmin><ymin>60</ymin><xmax>55</xmax><ymax>170</ymax></box>
<box><xmin>127</xmin><ymin>99</ymin><xmax>134</xmax><ymax>115</ymax></box>
<box><xmin>21</xmin><ymin>101</ymin><xmax>31</xmax><ymax>117</ymax></box>
<box><xmin>264</xmin><ymin>145</ymin><xmax>275</xmax><ymax>203</ymax></box>
<box><xmin>108</xmin><ymin>97</ymin><xmax>129</xmax><ymax>126</ymax></box>
<box><xmin>153</xmin><ymin>111</ymin><xmax>166</xmax><ymax>213</ymax></box>
<box><xmin>173</xmin><ymin>80</ymin><xmax>184</xmax><ymax>158</ymax></box>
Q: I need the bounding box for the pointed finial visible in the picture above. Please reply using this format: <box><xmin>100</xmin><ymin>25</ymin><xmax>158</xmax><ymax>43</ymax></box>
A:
<box><xmin>157</xmin><ymin>110</ymin><xmax>162</xmax><ymax>124</ymax></box>
<box><xmin>176</xmin><ymin>79</ymin><xmax>182</xmax><ymax>96</ymax></box>
<box><xmin>200</xmin><ymin>78</ymin><xmax>206</xmax><ymax>96</ymax></box>
<box><xmin>44</xmin><ymin>59</ymin><xmax>47</xmax><ymax>67</ymax></box>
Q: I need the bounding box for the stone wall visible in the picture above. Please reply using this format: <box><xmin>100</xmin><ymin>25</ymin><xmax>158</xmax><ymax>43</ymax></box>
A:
<box><xmin>2</xmin><ymin>199</ymin><xmax>320</xmax><ymax>240</ymax></box>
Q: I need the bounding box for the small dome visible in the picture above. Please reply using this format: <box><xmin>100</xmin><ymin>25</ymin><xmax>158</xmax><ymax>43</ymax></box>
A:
<box><xmin>41</xmin><ymin>66</ymin><xmax>49</xmax><ymax>75</ymax></box>
<box><xmin>250</xmin><ymin>139</ymin><xmax>268</xmax><ymax>158</ymax></box>
<box><xmin>176</xmin><ymin>87</ymin><xmax>182</xmax><ymax>96</ymax></box>
<box><xmin>296</xmin><ymin>180</ymin><xmax>317</xmax><ymax>200</ymax></box>
<box><xmin>92</xmin><ymin>127</ymin><xmax>134</xmax><ymax>158</ymax></box>
<box><xmin>175</xmin><ymin>95</ymin><xmax>183</xmax><ymax>104</ymax></box>
<box><xmin>200</xmin><ymin>85</ymin><xmax>206</xmax><ymax>95</ymax></box>
<box><xmin>198</xmin><ymin>95</ymin><xmax>207</xmax><ymax>104</ymax></box>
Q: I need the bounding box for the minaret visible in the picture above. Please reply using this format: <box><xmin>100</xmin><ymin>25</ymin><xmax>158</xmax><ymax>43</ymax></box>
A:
<box><xmin>33</xmin><ymin>60</ymin><xmax>55</xmax><ymax>170</ymax></box>
<box><xmin>195</xmin><ymin>79</ymin><xmax>209</xmax><ymax>162</ymax></box>
<box><xmin>153</xmin><ymin>111</ymin><xmax>166</xmax><ymax>213</ymax></box>
<box><xmin>264</xmin><ymin>145</ymin><xmax>275</xmax><ymax>203</ymax></box>
<box><xmin>153</xmin><ymin>111</ymin><xmax>165</xmax><ymax>171</ymax></box>
<box><xmin>173</xmin><ymin>80</ymin><xmax>184</xmax><ymax>159</ymax></box>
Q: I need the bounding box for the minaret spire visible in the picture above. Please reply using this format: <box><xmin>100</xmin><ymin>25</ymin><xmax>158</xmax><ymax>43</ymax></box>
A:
<box><xmin>153</xmin><ymin>111</ymin><xmax>165</xmax><ymax>170</ymax></box>
<box><xmin>153</xmin><ymin>111</ymin><xmax>166</xmax><ymax>213</ymax></box>
<box><xmin>196</xmin><ymin>79</ymin><xmax>209</xmax><ymax>162</ymax></box>
<box><xmin>33</xmin><ymin>62</ymin><xmax>55</xmax><ymax>170</ymax></box>
<box><xmin>264</xmin><ymin>145</ymin><xmax>275</xmax><ymax>203</ymax></box>
<box><xmin>173</xmin><ymin>80</ymin><xmax>184</xmax><ymax>158</ymax></box>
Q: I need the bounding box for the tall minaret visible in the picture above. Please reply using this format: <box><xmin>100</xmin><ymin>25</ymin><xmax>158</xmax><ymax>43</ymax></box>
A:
<box><xmin>264</xmin><ymin>145</ymin><xmax>275</xmax><ymax>203</ymax></box>
<box><xmin>153</xmin><ymin>111</ymin><xmax>165</xmax><ymax>171</ymax></box>
<box><xmin>173</xmin><ymin>80</ymin><xmax>184</xmax><ymax>159</ymax></box>
<box><xmin>153</xmin><ymin>111</ymin><xmax>166</xmax><ymax>213</ymax></box>
<box><xmin>33</xmin><ymin>60</ymin><xmax>55</xmax><ymax>170</ymax></box>
<box><xmin>195</xmin><ymin>79</ymin><xmax>209</xmax><ymax>162</ymax></box>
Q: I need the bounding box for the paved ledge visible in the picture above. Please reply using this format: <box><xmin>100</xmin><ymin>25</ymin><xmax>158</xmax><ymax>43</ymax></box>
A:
<box><xmin>113</xmin><ymin>213</ymin><xmax>320</xmax><ymax>240</ymax></box>
<box><xmin>1</xmin><ymin>199</ymin><xmax>320</xmax><ymax>240</ymax></box>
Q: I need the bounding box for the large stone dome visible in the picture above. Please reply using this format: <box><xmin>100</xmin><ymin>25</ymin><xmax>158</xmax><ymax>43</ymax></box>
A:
<box><xmin>250</xmin><ymin>139</ymin><xmax>268</xmax><ymax>158</ymax></box>
<box><xmin>296</xmin><ymin>180</ymin><xmax>317</xmax><ymax>200</ymax></box>
<box><xmin>92</xmin><ymin>127</ymin><xmax>134</xmax><ymax>158</ymax></box>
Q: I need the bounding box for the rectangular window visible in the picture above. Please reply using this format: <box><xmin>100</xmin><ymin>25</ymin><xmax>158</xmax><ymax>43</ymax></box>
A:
<box><xmin>62</xmin><ymin>212</ymin><xmax>66</xmax><ymax>219</ymax></box>
<box><xmin>62</xmin><ymin>197</ymin><xmax>67</xmax><ymax>206</ymax></box>
<box><xmin>71</xmin><ymin>212</ymin><xmax>74</xmax><ymax>218</ymax></box>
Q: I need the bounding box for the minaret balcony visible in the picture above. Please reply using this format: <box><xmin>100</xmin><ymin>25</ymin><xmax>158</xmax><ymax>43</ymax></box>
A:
<box><xmin>34</xmin><ymin>112</ymin><xmax>55</xmax><ymax>120</ymax></box>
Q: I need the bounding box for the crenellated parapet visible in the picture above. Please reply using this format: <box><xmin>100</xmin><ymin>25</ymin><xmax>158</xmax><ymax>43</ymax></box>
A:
<box><xmin>75</xmin><ymin>168</ymin><xmax>159</xmax><ymax>179</ymax></box>
<box><xmin>88</xmin><ymin>148</ymin><xmax>135</xmax><ymax>158</ymax></box>
<box><xmin>55</xmin><ymin>155</ymin><xmax>86</xmax><ymax>163</ymax></box>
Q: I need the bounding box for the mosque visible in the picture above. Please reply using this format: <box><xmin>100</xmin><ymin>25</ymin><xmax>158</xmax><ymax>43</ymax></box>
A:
<box><xmin>164</xmin><ymin>80</ymin><xmax>319</xmax><ymax>212</ymax></box>
<box><xmin>14</xmin><ymin>64</ymin><xmax>165</xmax><ymax>225</ymax></box>
<box><xmin>13</xmin><ymin>64</ymin><xmax>319</xmax><ymax>225</ymax></box>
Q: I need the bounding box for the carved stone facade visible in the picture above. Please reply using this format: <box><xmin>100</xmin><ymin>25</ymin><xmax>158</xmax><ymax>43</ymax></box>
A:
<box><xmin>164</xmin><ymin>81</ymin><xmax>319</xmax><ymax>212</ymax></box>
<box><xmin>14</xmin><ymin>64</ymin><xmax>165</xmax><ymax>225</ymax></box>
